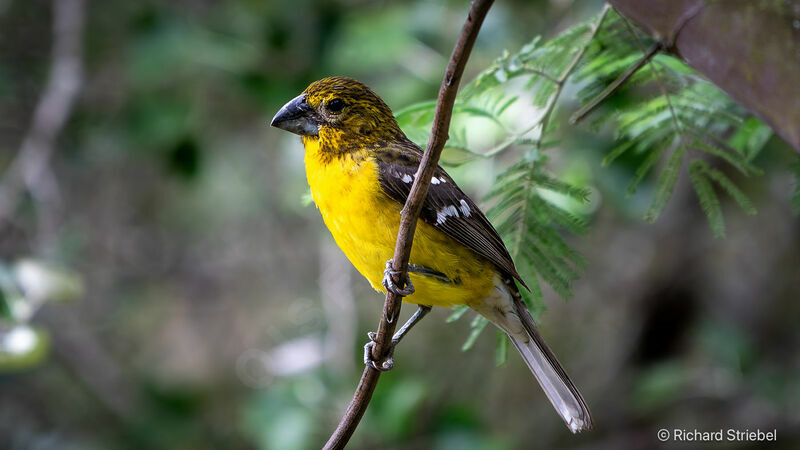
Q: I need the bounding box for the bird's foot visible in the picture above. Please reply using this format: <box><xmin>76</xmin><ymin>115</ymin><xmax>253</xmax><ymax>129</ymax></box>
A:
<box><xmin>363</xmin><ymin>331</ymin><xmax>395</xmax><ymax>372</ymax></box>
<box><xmin>382</xmin><ymin>260</ymin><xmax>414</xmax><ymax>298</ymax></box>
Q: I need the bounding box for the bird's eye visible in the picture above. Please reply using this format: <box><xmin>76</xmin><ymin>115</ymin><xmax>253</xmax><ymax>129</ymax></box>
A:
<box><xmin>327</xmin><ymin>98</ymin><xmax>345</xmax><ymax>113</ymax></box>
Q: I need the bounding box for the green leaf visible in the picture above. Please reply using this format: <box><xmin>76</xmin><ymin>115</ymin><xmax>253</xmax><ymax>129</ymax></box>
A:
<box><xmin>645</xmin><ymin>143</ymin><xmax>687</xmax><ymax>222</ymax></box>
<box><xmin>602</xmin><ymin>140</ymin><xmax>635</xmax><ymax>166</ymax></box>
<box><xmin>446</xmin><ymin>305</ymin><xmax>470</xmax><ymax>323</ymax></box>
<box><xmin>728</xmin><ymin>117</ymin><xmax>772</xmax><ymax>161</ymax></box>
<box><xmin>533</xmin><ymin>197</ymin><xmax>589</xmax><ymax>234</ymax></box>
<box><xmin>393</xmin><ymin>100</ymin><xmax>436</xmax><ymax>122</ymax></box>
<box><xmin>522</xmin><ymin>244</ymin><xmax>572</xmax><ymax>298</ymax></box>
<box><xmin>300</xmin><ymin>190</ymin><xmax>314</xmax><ymax>207</ymax></box>
<box><xmin>462</xmin><ymin>316</ymin><xmax>489</xmax><ymax>351</ymax></box>
<box><xmin>496</xmin><ymin>95</ymin><xmax>519</xmax><ymax>116</ymax></box>
<box><xmin>626</xmin><ymin>140</ymin><xmax>667</xmax><ymax>195</ymax></box>
<box><xmin>689</xmin><ymin>131</ymin><xmax>761</xmax><ymax>176</ymax></box>
<box><xmin>706</xmin><ymin>168</ymin><xmax>757</xmax><ymax>215</ymax></box>
<box><xmin>688</xmin><ymin>160</ymin><xmax>725</xmax><ymax>238</ymax></box>
<box><xmin>533</xmin><ymin>173</ymin><xmax>591</xmax><ymax>203</ymax></box>
<box><xmin>440</xmin><ymin>144</ymin><xmax>482</xmax><ymax>166</ymax></box>
<box><xmin>531</xmin><ymin>225</ymin><xmax>587</xmax><ymax>269</ymax></box>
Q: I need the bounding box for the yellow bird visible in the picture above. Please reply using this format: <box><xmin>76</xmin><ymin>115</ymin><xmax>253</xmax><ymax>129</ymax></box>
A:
<box><xmin>271</xmin><ymin>77</ymin><xmax>592</xmax><ymax>432</ymax></box>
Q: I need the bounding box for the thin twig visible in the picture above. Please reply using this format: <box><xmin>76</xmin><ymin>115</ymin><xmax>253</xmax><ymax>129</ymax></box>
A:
<box><xmin>523</xmin><ymin>66</ymin><xmax>562</xmax><ymax>84</ymax></box>
<box><xmin>569</xmin><ymin>42</ymin><xmax>660</xmax><ymax>125</ymax></box>
<box><xmin>0</xmin><ymin>0</ymin><xmax>85</xmax><ymax>225</ymax></box>
<box><xmin>537</xmin><ymin>4</ymin><xmax>610</xmax><ymax>142</ymax></box>
<box><xmin>620</xmin><ymin>13</ymin><xmax>685</xmax><ymax>144</ymax></box>
<box><xmin>322</xmin><ymin>1</ymin><xmax>495</xmax><ymax>448</ymax></box>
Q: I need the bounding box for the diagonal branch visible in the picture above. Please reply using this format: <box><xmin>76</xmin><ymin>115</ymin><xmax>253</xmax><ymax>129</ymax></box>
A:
<box><xmin>569</xmin><ymin>41</ymin><xmax>660</xmax><ymax>125</ymax></box>
<box><xmin>537</xmin><ymin>4</ymin><xmax>609</xmax><ymax>142</ymax></box>
<box><xmin>567</xmin><ymin>0</ymin><xmax>704</xmax><ymax>128</ymax></box>
<box><xmin>322</xmin><ymin>1</ymin><xmax>495</xmax><ymax>448</ymax></box>
<box><xmin>0</xmin><ymin>0</ymin><xmax>85</xmax><ymax>225</ymax></box>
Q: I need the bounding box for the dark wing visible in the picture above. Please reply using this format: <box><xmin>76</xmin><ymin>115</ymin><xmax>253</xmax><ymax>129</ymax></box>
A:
<box><xmin>376</xmin><ymin>145</ymin><xmax>526</xmax><ymax>288</ymax></box>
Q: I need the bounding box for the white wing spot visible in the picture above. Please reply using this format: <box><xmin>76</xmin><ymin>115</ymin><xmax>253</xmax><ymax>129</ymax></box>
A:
<box><xmin>401</xmin><ymin>174</ymin><xmax>413</xmax><ymax>183</ymax></box>
<box><xmin>436</xmin><ymin>205</ymin><xmax>460</xmax><ymax>224</ymax></box>
<box><xmin>431</xmin><ymin>177</ymin><xmax>441</xmax><ymax>185</ymax></box>
<box><xmin>459</xmin><ymin>199</ymin><xmax>471</xmax><ymax>217</ymax></box>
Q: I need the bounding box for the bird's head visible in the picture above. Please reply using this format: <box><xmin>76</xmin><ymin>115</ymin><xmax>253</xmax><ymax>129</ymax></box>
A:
<box><xmin>271</xmin><ymin>77</ymin><xmax>406</xmax><ymax>154</ymax></box>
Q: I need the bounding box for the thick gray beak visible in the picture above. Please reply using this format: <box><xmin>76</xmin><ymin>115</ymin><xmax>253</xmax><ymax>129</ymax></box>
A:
<box><xmin>270</xmin><ymin>93</ymin><xmax>319</xmax><ymax>136</ymax></box>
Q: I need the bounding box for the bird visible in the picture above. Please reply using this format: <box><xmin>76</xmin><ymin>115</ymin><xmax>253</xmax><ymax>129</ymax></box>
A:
<box><xmin>271</xmin><ymin>76</ymin><xmax>592</xmax><ymax>432</ymax></box>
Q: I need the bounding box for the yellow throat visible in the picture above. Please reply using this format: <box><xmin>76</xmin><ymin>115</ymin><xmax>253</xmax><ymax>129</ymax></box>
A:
<box><xmin>301</xmin><ymin>136</ymin><xmax>496</xmax><ymax>309</ymax></box>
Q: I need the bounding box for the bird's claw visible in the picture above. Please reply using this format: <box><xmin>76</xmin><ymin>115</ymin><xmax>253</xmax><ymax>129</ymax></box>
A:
<box><xmin>363</xmin><ymin>332</ymin><xmax>395</xmax><ymax>372</ymax></box>
<box><xmin>382</xmin><ymin>260</ymin><xmax>414</xmax><ymax>297</ymax></box>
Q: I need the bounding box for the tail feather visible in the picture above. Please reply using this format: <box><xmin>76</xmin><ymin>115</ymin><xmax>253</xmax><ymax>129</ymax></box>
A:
<box><xmin>508</xmin><ymin>295</ymin><xmax>593</xmax><ymax>432</ymax></box>
<box><xmin>475</xmin><ymin>274</ymin><xmax>593</xmax><ymax>433</ymax></box>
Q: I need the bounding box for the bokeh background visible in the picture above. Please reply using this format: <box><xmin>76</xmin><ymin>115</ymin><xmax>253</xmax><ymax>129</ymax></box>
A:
<box><xmin>1</xmin><ymin>0</ymin><xmax>799</xmax><ymax>449</ymax></box>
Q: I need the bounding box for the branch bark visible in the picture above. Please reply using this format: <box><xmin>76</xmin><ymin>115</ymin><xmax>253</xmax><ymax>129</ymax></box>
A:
<box><xmin>322</xmin><ymin>1</ymin><xmax>495</xmax><ymax>448</ymax></box>
<box><xmin>0</xmin><ymin>0</ymin><xmax>85</xmax><ymax>225</ymax></box>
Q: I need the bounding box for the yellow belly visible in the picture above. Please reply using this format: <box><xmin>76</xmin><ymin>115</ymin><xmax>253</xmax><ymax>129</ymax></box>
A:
<box><xmin>303</xmin><ymin>138</ymin><xmax>495</xmax><ymax>308</ymax></box>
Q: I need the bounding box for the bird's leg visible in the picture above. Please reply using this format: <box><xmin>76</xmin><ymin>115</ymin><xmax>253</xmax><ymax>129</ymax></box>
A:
<box><xmin>382</xmin><ymin>260</ymin><xmax>415</xmax><ymax>300</ymax></box>
<box><xmin>363</xmin><ymin>305</ymin><xmax>432</xmax><ymax>372</ymax></box>
<box><xmin>391</xmin><ymin>304</ymin><xmax>432</xmax><ymax>346</ymax></box>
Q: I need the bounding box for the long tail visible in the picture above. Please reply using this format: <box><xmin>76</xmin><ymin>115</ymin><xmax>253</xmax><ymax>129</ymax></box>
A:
<box><xmin>508</xmin><ymin>294</ymin><xmax>593</xmax><ymax>432</ymax></box>
<box><xmin>476</xmin><ymin>275</ymin><xmax>593</xmax><ymax>432</ymax></box>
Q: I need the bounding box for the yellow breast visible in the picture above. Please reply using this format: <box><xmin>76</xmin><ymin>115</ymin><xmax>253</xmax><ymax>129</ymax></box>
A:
<box><xmin>302</xmin><ymin>137</ymin><xmax>495</xmax><ymax>308</ymax></box>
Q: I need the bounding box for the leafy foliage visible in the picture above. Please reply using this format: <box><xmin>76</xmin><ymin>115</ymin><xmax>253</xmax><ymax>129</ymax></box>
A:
<box><xmin>398</xmin><ymin>7</ymin><xmax>779</xmax><ymax>358</ymax></box>
<box><xmin>486</xmin><ymin>159</ymin><xmax>589</xmax><ymax>301</ymax></box>
<box><xmin>574</xmin><ymin>11</ymin><xmax>770</xmax><ymax>230</ymax></box>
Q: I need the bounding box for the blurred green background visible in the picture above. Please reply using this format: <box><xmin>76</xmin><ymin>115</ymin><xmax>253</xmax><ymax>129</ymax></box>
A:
<box><xmin>1</xmin><ymin>0</ymin><xmax>799</xmax><ymax>449</ymax></box>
